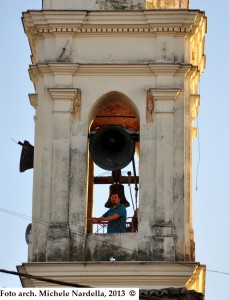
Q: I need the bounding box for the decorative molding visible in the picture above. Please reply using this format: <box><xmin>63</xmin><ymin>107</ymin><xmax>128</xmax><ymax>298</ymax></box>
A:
<box><xmin>49</xmin><ymin>64</ymin><xmax>79</xmax><ymax>75</ymax></box>
<box><xmin>148</xmin><ymin>88</ymin><xmax>181</xmax><ymax>115</ymax></box>
<box><xmin>48</xmin><ymin>88</ymin><xmax>81</xmax><ymax>120</ymax></box>
<box><xmin>22</xmin><ymin>10</ymin><xmax>205</xmax><ymax>60</ymax></box>
<box><xmin>149</xmin><ymin>64</ymin><xmax>181</xmax><ymax>75</ymax></box>
<box><xmin>76</xmin><ymin>64</ymin><xmax>189</xmax><ymax>76</ymax></box>
<box><xmin>146</xmin><ymin>89</ymin><xmax>154</xmax><ymax>123</ymax></box>
<box><xmin>149</xmin><ymin>64</ymin><xmax>192</xmax><ymax>76</ymax></box>
<box><xmin>48</xmin><ymin>88</ymin><xmax>79</xmax><ymax>101</ymax></box>
<box><xmin>190</xmin><ymin>92</ymin><xmax>199</xmax><ymax>142</ymax></box>
<box><xmin>17</xmin><ymin>261</ymin><xmax>200</xmax><ymax>288</ymax></box>
<box><xmin>186</xmin><ymin>265</ymin><xmax>206</xmax><ymax>296</ymax></box>
<box><xmin>192</xmin><ymin>127</ymin><xmax>198</xmax><ymax>141</ymax></box>
<box><xmin>149</xmin><ymin>88</ymin><xmax>181</xmax><ymax>101</ymax></box>
<box><xmin>190</xmin><ymin>94</ymin><xmax>200</xmax><ymax>120</ymax></box>
<box><xmin>29</xmin><ymin>63</ymin><xmax>194</xmax><ymax>79</ymax></box>
<box><xmin>29</xmin><ymin>64</ymin><xmax>79</xmax><ymax>85</ymax></box>
<box><xmin>28</xmin><ymin>93</ymin><xmax>38</xmax><ymax>109</ymax></box>
<box><xmin>72</xmin><ymin>89</ymin><xmax>81</xmax><ymax>122</ymax></box>
<box><xmin>23</xmin><ymin>10</ymin><xmax>198</xmax><ymax>28</ymax></box>
<box><xmin>190</xmin><ymin>14</ymin><xmax>207</xmax><ymax>76</ymax></box>
<box><xmin>57</xmin><ymin>26</ymin><xmax>188</xmax><ymax>35</ymax></box>
<box><xmin>76</xmin><ymin>64</ymin><xmax>153</xmax><ymax>76</ymax></box>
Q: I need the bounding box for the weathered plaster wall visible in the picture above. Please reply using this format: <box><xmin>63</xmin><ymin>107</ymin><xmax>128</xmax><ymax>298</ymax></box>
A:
<box><xmin>42</xmin><ymin>0</ymin><xmax>189</xmax><ymax>10</ymax></box>
<box><xmin>36</xmin><ymin>35</ymin><xmax>184</xmax><ymax>65</ymax></box>
<box><xmin>43</xmin><ymin>0</ymin><xmax>145</xmax><ymax>10</ymax></box>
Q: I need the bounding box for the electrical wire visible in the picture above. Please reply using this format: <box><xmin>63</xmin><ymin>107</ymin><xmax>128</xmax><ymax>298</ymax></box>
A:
<box><xmin>0</xmin><ymin>208</ymin><xmax>49</xmax><ymax>227</ymax></box>
<box><xmin>0</xmin><ymin>207</ymin><xmax>138</xmax><ymax>256</ymax></box>
<box><xmin>206</xmin><ymin>269</ymin><xmax>229</xmax><ymax>276</ymax></box>
<box><xmin>0</xmin><ymin>269</ymin><xmax>90</xmax><ymax>288</ymax></box>
<box><xmin>1</xmin><ymin>265</ymin><xmax>229</xmax><ymax>291</ymax></box>
<box><xmin>1</xmin><ymin>208</ymin><xmax>229</xmax><ymax>279</ymax></box>
<box><xmin>175</xmin><ymin>263</ymin><xmax>229</xmax><ymax>277</ymax></box>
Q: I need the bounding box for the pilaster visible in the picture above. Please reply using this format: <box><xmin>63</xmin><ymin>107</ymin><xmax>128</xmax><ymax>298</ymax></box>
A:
<box><xmin>139</xmin><ymin>88</ymin><xmax>182</xmax><ymax>261</ymax></box>
<box><xmin>45</xmin><ymin>88</ymin><xmax>79</xmax><ymax>261</ymax></box>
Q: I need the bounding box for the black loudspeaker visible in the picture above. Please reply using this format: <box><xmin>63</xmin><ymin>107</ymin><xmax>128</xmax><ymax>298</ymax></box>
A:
<box><xmin>89</xmin><ymin>126</ymin><xmax>135</xmax><ymax>171</ymax></box>
<box><xmin>19</xmin><ymin>140</ymin><xmax>34</xmax><ymax>172</ymax></box>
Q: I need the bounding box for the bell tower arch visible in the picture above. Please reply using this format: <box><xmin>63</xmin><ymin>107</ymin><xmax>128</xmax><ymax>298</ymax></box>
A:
<box><xmin>18</xmin><ymin>0</ymin><xmax>207</xmax><ymax>295</ymax></box>
<box><xmin>87</xmin><ymin>91</ymin><xmax>140</xmax><ymax>234</ymax></box>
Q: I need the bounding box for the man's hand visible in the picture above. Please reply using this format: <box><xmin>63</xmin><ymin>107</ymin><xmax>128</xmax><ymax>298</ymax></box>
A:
<box><xmin>88</xmin><ymin>217</ymin><xmax>100</xmax><ymax>224</ymax></box>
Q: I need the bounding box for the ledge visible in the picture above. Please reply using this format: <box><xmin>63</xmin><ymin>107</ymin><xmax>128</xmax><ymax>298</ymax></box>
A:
<box><xmin>29</xmin><ymin>93</ymin><xmax>38</xmax><ymax>109</ymax></box>
<box><xmin>17</xmin><ymin>261</ymin><xmax>202</xmax><ymax>289</ymax></box>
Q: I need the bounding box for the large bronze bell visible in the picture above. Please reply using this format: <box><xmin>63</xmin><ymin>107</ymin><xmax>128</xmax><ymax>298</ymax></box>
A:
<box><xmin>89</xmin><ymin>126</ymin><xmax>135</xmax><ymax>171</ymax></box>
<box><xmin>105</xmin><ymin>183</ymin><xmax>130</xmax><ymax>208</ymax></box>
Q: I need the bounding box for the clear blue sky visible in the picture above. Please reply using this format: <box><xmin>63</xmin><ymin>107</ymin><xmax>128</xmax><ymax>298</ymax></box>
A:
<box><xmin>0</xmin><ymin>1</ymin><xmax>228</xmax><ymax>299</ymax></box>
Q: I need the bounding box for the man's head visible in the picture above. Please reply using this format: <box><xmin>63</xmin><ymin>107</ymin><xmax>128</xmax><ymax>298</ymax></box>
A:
<box><xmin>111</xmin><ymin>193</ymin><xmax>120</xmax><ymax>207</ymax></box>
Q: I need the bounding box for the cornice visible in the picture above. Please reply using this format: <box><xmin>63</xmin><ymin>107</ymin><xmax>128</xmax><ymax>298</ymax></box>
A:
<box><xmin>28</xmin><ymin>63</ymin><xmax>197</xmax><ymax>80</ymax></box>
<box><xmin>29</xmin><ymin>63</ymin><xmax>79</xmax><ymax>83</ymax></box>
<box><xmin>190</xmin><ymin>11</ymin><xmax>207</xmax><ymax>35</ymax></box>
<box><xmin>29</xmin><ymin>63</ymin><xmax>152</xmax><ymax>78</ymax></box>
<box><xmin>76</xmin><ymin>64</ymin><xmax>152</xmax><ymax>75</ymax></box>
<box><xmin>28</xmin><ymin>93</ymin><xmax>38</xmax><ymax>109</ymax></box>
<box><xmin>149</xmin><ymin>88</ymin><xmax>181</xmax><ymax>101</ymax></box>
<box><xmin>22</xmin><ymin>10</ymin><xmax>204</xmax><ymax>38</ymax></box>
<box><xmin>17</xmin><ymin>261</ymin><xmax>199</xmax><ymax>288</ymax></box>
<box><xmin>48</xmin><ymin>88</ymin><xmax>79</xmax><ymax>101</ymax></box>
<box><xmin>189</xmin><ymin>13</ymin><xmax>207</xmax><ymax>75</ymax></box>
<box><xmin>76</xmin><ymin>63</ymin><xmax>194</xmax><ymax>76</ymax></box>
<box><xmin>144</xmin><ymin>10</ymin><xmax>198</xmax><ymax>26</ymax></box>
<box><xmin>48</xmin><ymin>88</ymin><xmax>81</xmax><ymax>121</ymax></box>
<box><xmin>49</xmin><ymin>64</ymin><xmax>79</xmax><ymax>74</ymax></box>
<box><xmin>22</xmin><ymin>10</ymin><xmax>87</xmax><ymax>27</ymax></box>
<box><xmin>190</xmin><ymin>94</ymin><xmax>200</xmax><ymax>120</ymax></box>
<box><xmin>22</xmin><ymin>10</ymin><xmax>206</xmax><ymax>64</ymax></box>
<box><xmin>186</xmin><ymin>265</ymin><xmax>206</xmax><ymax>296</ymax></box>
<box><xmin>23</xmin><ymin>10</ymin><xmax>199</xmax><ymax>24</ymax></box>
<box><xmin>149</xmin><ymin>64</ymin><xmax>192</xmax><ymax>76</ymax></box>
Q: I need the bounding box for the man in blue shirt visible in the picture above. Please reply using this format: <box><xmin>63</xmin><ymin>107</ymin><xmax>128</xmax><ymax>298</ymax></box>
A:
<box><xmin>92</xmin><ymin>193</ymin><xmax>127</xmax><ymax>233</ymax></box>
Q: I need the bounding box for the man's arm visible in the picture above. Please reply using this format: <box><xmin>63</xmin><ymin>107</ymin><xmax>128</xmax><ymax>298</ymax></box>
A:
<box><xmin>99</xmin><ymin>213</ymin><xmax>120</xmax><ymax>222</ymax></box>
<box><xmin>89</xmin><ymin>213</ymin><xmax>120</xmax><ymax>223</ymax></box>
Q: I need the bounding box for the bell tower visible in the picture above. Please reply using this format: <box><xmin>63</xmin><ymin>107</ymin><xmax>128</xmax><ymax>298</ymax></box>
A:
<box><xmin>18</xmin><ymin>0</ymin><xmax>207</xmax><ymax>296</ymax></box>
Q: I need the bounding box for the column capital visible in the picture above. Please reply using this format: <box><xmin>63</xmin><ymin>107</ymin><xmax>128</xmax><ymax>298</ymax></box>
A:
<box><xmin>149</xmin><ymin>88</ymin><xmax>181</xmax><ymax>101</ymax></box>
<box><xmin>48</xmin><ymin>88</ymin><xmax>79</xmax><ymax>101</ymax></box>
<box><xmin>48</xmin><ymin>88</ymin><xmax>81</xmax><ymax>122</ymax></box>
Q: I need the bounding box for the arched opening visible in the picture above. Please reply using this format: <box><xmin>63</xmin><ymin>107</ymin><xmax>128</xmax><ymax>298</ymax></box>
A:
<box><xmin>87</xmin><ymin>91</ymin><xmax>140</xmax><ymax>234</ymax></box>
